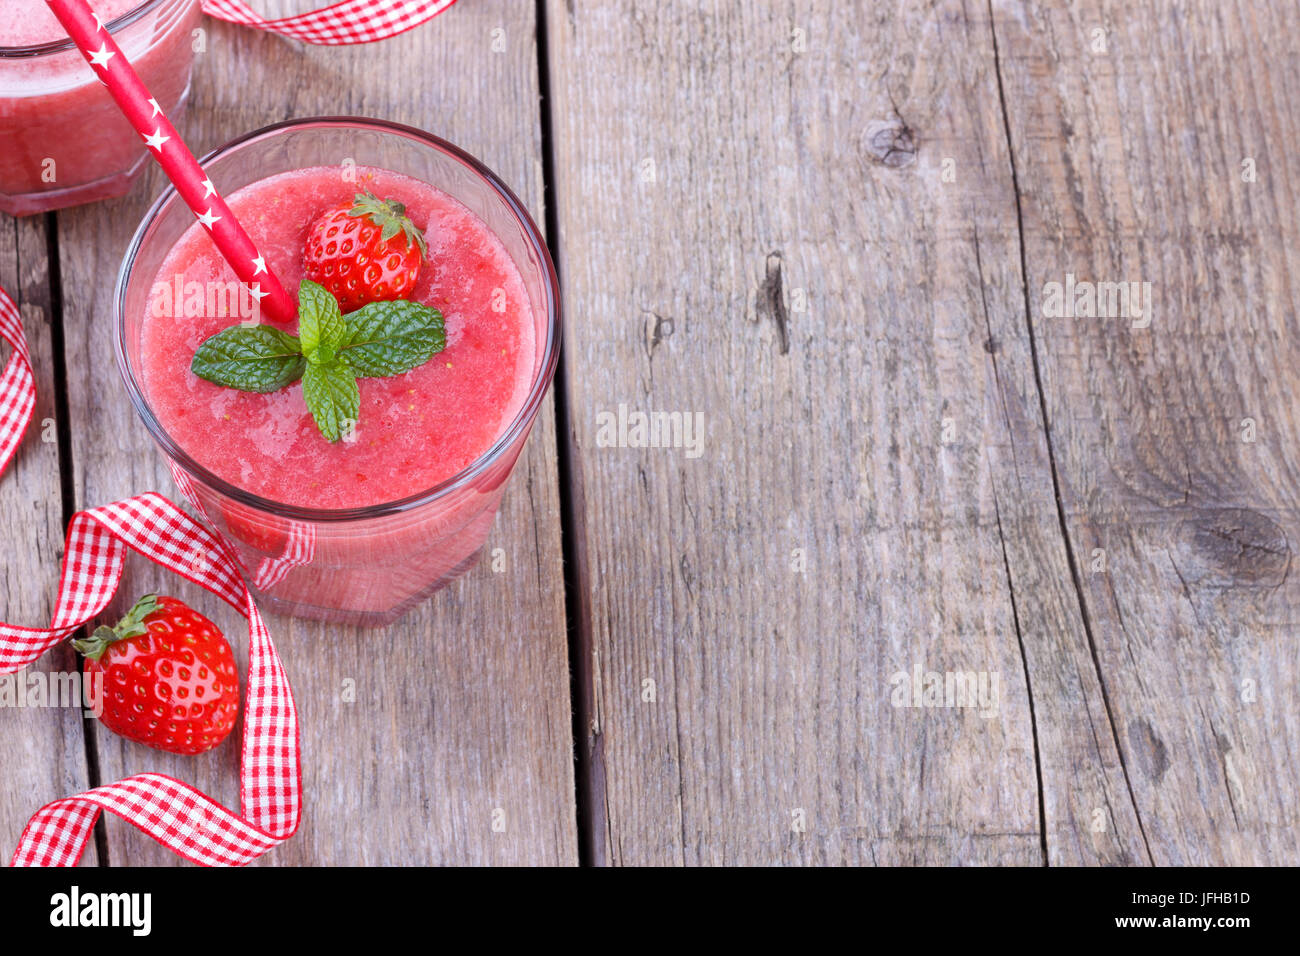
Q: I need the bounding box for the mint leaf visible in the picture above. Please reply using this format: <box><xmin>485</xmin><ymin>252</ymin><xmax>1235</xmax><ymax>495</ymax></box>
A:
<box><xmin>192</xmin><ymin>326</ymin><xmax>305</xmax><ymax>393</ymax></box>
<box><xmin>302</xmin><ymin>358</ymin><xmax>359</xmax><ymax>443</ymax></box>
<box><xmin>340</xmin><ymin>300</ymin><xmax>446</xmax><ymax>377</ymax></box>
<box><xmin>298</xmin><ymin>279</ymin><xmax>347</xmax><ymax>365</ymax></box>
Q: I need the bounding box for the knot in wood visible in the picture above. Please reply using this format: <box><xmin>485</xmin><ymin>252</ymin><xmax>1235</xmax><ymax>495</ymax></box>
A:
<box><xmin>865</xmin><ymin>121</ymin><xmax>917</xmax><ymax>168</ymax></box>
<box><xmin>1175</xmin><ymin>507</ymin><xmax>1290</xmax><ymax>588</ymax></box>
<box><xmin>1128</xmin><ymin>718</ymin><xmax>1170</xmax><ymax>783</ymax></box>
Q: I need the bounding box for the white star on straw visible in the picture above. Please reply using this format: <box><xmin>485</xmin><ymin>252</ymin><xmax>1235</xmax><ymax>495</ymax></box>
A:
<box><xmin>148</xmin><ymin>98</ymin><xmax>163</xmax><ymax>117</ymax></box>
<box><xmin>196</xmin><ymin>209</ymin><xmax>221</xmax><ymax>229</ymax></box>
<box><xmin>200</xmin><ymin>178</ymin><xmax>217</xmax><ymax>198</ymax></box>
<box><xmin>142</xmin><ymin>128</ymin><xmax>169</xmax><ymax>152</ymax></box>
<box><xmin>88</xmin><ymin>44</ymin><xmax>115</xmax><ymax>68</ymax></box>
<box><xmin>251</xmin><ymin>255</ymin><xmax>267</xmax><ymax>276</ymax></box>
<box><xmin>248</xmin><ymin>283</ymin><xmax>269</xmax><ymax>301</ymax></box>
<box><xmin>93</xmin><ymin>13</ymin><xmax>107</xmax><ymax>32</ymax></box>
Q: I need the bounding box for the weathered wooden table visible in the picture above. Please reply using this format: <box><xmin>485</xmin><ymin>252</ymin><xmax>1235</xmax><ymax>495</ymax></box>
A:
<box><xmin>2</xmin><ymin>0</ymin><xmax>1298</xmax><ymax>866</ymax></box>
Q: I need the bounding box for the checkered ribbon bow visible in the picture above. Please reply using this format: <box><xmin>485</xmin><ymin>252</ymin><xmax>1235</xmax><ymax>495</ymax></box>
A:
<box><xmin>202</xmin><ymin>0</ymin><xmax>459</xmax><ymax>45</ymax></box>
<box><xmin>1</xmin><ymin>494</ymin><xmax>301</xmax><ymax>866</ymax></box>
<box><xmin>0</xmin><ymin>287</ymin><xmax>299</xmax><ymax>866</ymax></box>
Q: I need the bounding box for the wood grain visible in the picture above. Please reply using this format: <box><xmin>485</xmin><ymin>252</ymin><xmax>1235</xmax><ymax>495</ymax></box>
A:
<box><xmin>0</xmin><ymin>214</ymin><xmax>98</xmax><ymax>865</ymax></box>
<box><xmin>990</xmin><ymin>0</ymin><xmax>1300</xmax><ymax>864</ymax></box>
<box><xmin>544</xmin><ymin>0</ymin><xmax>1127</xmax><ymax>864</ymax></box>
<box><xmin>7</xmin><ymin>0</ymin><xmax>1299</xmax><ymax>869</ymax></box>
<box><xmin>55</xmin><ymin>0</ymin><xmax>576</xmax><ymax>865</ymax></box>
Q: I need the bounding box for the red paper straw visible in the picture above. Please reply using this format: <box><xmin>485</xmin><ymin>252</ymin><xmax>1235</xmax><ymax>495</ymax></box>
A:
<box><xmin>45</xmin><ymin>0</ymin><xmax>297</xmax><ymax>325</ymax></box>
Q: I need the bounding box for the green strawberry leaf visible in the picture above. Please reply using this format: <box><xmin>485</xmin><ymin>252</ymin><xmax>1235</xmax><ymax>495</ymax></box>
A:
<box><xmin>340</xmin><ymin>300</ymin><xmax>446</xmax><ymax>377</ymax></box>
<box><xmin>191</xmin><ymin>325</ymin><xmax>305</xmax><ymax>393</ymax></box>
<box><xmin>302</xmin><ymin>357</ymin><xmax>360</xmax><ymax>443</ymax></box>
<box><xmin>348</xmin><ymin>191</ymin><xmax>428</xmax><ymax>259</ymax></box>
<box><xmin>71</xmin><ymin>593</ymin><xmax>160</xmax><ymax>661</ymax></box>
<box><xmin>298</xmin><ymin>279</ymin><xmax>347</xmax><ymax>365</ymax></box>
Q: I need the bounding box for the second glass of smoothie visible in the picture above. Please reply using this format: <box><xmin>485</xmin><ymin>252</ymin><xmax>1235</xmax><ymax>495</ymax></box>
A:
<box><xmin>0</xmin><ymin>0</ymin><xmax>201</xmax><ymax>216</ymax></box>
<box><xmin>115</xmin><ymin>118</ymin><xmax>561</xmax><ymax>625</ymax></box>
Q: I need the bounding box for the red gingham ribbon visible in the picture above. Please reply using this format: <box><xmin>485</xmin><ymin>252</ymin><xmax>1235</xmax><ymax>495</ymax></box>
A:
<box><xmin>1</xmin><ymin>494</ymin><xmax>301</xmax><ymax>866</ymax></box>
<box><xmin>252</xmin><ymin>520</ymin><xmax>314</xmax><ymax>590</ymax></box>
<box><xmin>201</xmin><ymin>0</ymin><xmax>459</xmax><ymax>45</ymax></box>
<box><xmin>0</xmin><ymin>288</ymin><xmax>35</xmax><ymax>476</ymax></box>
<box><xmin>0</xmin><ymin>285</ymin><xmax>299</xmax><ymax>865</ymax></box>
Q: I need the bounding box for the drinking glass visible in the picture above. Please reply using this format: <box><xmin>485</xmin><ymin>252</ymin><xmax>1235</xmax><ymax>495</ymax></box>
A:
<box><xmin>0</xmin><ymin>0</ymin><xmax>201</xmax><ymax>216</ymax></box>
<box><xmin>115</xmin><ymin>117</ymin><xmax>562</xmax><ymax>626</ymax></box>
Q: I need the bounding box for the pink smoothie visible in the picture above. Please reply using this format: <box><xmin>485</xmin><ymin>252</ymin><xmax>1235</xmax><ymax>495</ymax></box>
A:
<box><xmin>140</xmin><ymin>165</ymin><xmax>537</xmax><ymax>511</ymax></box>
<box><xmin>0</xmin><ymin>0</ymin><xmax>199</xmax><ymax>215</ymax></box>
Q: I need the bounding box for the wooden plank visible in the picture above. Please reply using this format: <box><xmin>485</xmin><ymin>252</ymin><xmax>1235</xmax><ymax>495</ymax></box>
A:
<box><xmin>57</xmin><ymin>0</ymin><xmax>575</xmax><ymax>865</ymax></box>
<box><xmin>0</xmin><ymin>213</ymin><xmax>98</xmax><ymax>865</ymax></box>
<box><xmin>990</xmin><ymin>0</ymin><xmax>1300</xmax><ymax>863</ymax></box>
<box><xmin>547</xmin><ymin>0</ymin><xmax>1142</xmax><ymax>864</ymax></box>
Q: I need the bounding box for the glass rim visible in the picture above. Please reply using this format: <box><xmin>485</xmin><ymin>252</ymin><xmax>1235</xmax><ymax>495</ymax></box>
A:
<box><xmin>113</xmin><ymin>115</ymin><xmax>563</xmax><ymax>523</ymax></box>
<box><xmin>0</xmin><ymin>0</ymin><xmax>171</xmax><ymax>57</ymax></box>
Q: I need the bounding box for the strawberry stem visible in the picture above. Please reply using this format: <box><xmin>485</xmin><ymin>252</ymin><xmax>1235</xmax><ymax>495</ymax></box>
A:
<box><xmin>347</xmin><ymin>191</ymin><xmax>429</xmax><ymax>260</ymax></box>
<box><xmin>71</xmin><ymin>593</ymin><xmax>159</xmax><ymax>662</ymax></box>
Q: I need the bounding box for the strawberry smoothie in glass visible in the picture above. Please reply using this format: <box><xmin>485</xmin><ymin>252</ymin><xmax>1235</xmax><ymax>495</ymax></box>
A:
<box><xmin>0</xmin><ymin>0</ymin><xmax>201</xmax><ymax>216</ymax></box>
<box><xmin>115</xmin><ymin>118</ymin><xmax>561</xmax><ymax>626</ymax></box>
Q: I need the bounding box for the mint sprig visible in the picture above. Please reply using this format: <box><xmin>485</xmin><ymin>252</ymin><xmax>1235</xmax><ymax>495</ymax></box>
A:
<box><xmin>190</xmin><ymin>280</ymin><xmax>446</xmax><ymax>442</ymax></box>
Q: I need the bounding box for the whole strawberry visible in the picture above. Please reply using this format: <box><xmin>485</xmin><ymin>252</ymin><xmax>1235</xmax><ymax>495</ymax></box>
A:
<box><xmin>302</xmin><ymin>191</ymin><xmax>428</xmax><ymax>312</ymax></box>
<box><xmin>74</xmin><ymin>594</ymin><xmax>240</xmax><ymax>756</ymax></box>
